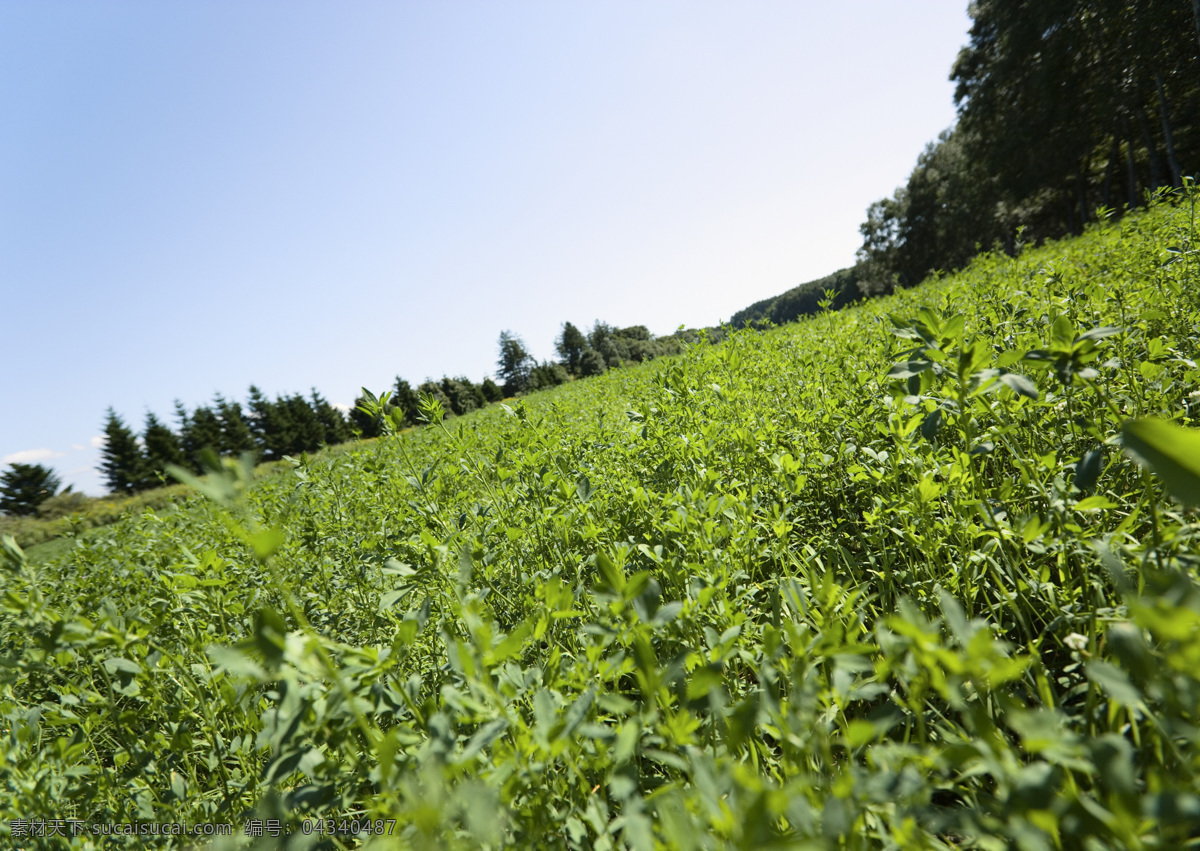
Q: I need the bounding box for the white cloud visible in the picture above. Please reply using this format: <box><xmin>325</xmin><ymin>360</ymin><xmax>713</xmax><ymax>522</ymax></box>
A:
<box><xmin>333</xmin><ymin>402</ymin><xmax>352</xmax><ymax>413</ymax></box>
<box><xmin>2</xmin><ymin>447</ymin><xmax>67</xmax><ymax>465</ymax></box>
<box><xmin>89</xmin><ymin>435</ymin><xmax>106</xmax><ymax>449</ymax></box>
<box><xmin>71</xmin><ymin>444</ymin><xmax>85</xmax><ymax>451</ymax></box>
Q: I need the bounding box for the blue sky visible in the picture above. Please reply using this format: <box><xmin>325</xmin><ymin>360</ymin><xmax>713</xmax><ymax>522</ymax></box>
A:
<box><xmin>1</xmin><ymin>1</ymin><xmax>971</xmax><ymax>495</ymax></box>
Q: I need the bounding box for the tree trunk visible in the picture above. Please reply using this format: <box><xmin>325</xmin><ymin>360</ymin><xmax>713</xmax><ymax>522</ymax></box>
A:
<box><xmin>1135</xmin><ymin>106</ymin><xmax>1164</xmax><ymax>190</ymax></box>
<box><xmin>1124</xmin><ymin>117</ymin><xmax>1139</xmax><ymax>207</ymax></box>
<box><xmin>1077</xmin><ymin>159</ymin><xmax>1089</xmax><ymax>228</ymax></box>
<box><xmin>1102</xmin><ymin>132</ymin><xmax>1117</xmax><ymax>209</ymax></box>
<box><xmin>1193</xmin><ymin>0</ymin><xmax>1200</xmax><ymax>53</ymax></box>
<box><xmin>1154</xmin><ymin>71</ymin><xmax>1182</xmax><ymax>188</ymax></box>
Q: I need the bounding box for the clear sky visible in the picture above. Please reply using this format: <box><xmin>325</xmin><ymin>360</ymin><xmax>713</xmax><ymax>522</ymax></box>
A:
<box><xmin>2</xmin><ymin>1</ymin><xmax>971</xmax><ymax>495</ymax></box>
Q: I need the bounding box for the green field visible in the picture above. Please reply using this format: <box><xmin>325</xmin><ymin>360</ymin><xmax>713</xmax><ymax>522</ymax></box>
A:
<box><xmin>3</xmin><ymin>196</ymin><xmax>1200</xmax><ymax>849</ymax></box>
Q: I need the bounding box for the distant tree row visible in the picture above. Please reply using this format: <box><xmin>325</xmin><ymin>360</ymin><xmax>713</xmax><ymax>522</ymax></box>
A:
<box><xmin>349</xmin><ymin>321</ymin><xmax>689</xmax><ymax>437</ymax></box>
<box><xmin>99</xmin><ymin>387</ymin><xmax>354</xmax><ymax>494</ymax></box>
<box><xmin>89</xmin><ymin>319</ymin><xmax>697</xmax><ymax>496</ymax></box>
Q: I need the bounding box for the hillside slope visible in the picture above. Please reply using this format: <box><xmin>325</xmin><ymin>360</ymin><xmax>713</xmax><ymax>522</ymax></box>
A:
<box><xmin>3</xmin><ymin>197</ymin><xmax>1199</xmax><ymax>848</ymax></box>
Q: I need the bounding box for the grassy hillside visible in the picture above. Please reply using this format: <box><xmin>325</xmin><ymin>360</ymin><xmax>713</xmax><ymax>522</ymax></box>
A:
<box><xmin>3</xmin><ymin>196</ymin><xmax>1199</xmax><ymax>849</ymax></box>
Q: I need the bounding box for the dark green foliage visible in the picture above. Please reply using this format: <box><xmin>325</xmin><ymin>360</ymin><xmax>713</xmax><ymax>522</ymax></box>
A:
<box><xmin>141</xmin><ymin>411</ymin><xmax>184</xmax><ymax>488</ymax></box>
<box><xmin>99</xmin><ymin>408</ymin><xmax>144</xmax><ymax>495</ymax></box>
<box><xmin>854</xmin><ymin>0</ymin><xmax>1200</xmax><ymax>295</ymax></box>
<box><xmin>578</xmin><ymin>347</ymin><xmax>608</xmax><ymax>377</ymax></box>
<box><xmin>214</xmin><ymin>395</ymin><xmax>256</xmax><ymax>456</ymax></box>
<box><xmin>180</xmin><ymin>405</ymin><xmax>224</xmax><ymax>472</ymax></box>
<box><xmin>310</xmin><ymin>389</ymin><xmax>351</xmax><ymax>445</ymax></box>
<box><xmin>392</xmin><ymin>377</ymin><xmax>422</xmax><ymax>426</ymax></box>
<box><xmin>349</xmin><ymin>392</ymin><xmax>384</xmax><ymax>438</ymax></box>
<box><xmin>416</xmin><ymin>380</ymin><xmax>455</xmax><ymax>419</ymax></box>
<box><xmin>480</xmin><ymin>376</ymin><xmax>504</xmax><ymax>403</ymax></box>
<box><xmin>556</xmin><ymin>321</ymin><xmax>590</xmax><ymax>375</ymax></box>
<box><xmin>0</xmin><ymin>463</ymin><xmax>62</xmax><ymax>516</ymax></box>
<box><xmin>496</xmin><ymin>330</ymin><xmax>533</xmax><ymax>396</ymax></box>
<box><xmin>731</xmin><ymin>266</ymin><xmax>865</xmax><ymax>327</ymax></box>
<box><xmin>527</xmin><ymin>360</ymin><xmax>569</xmax><ymax>391</ymax></box>
<box><xmin>282</xmin><ymin>393</ymin><xmax>325</xmax><ymax>453</ymax></box>
<box><xmin>437</xmin><ymin>376</ymin><xmax>486</xmax><ymax>417</ymax></box>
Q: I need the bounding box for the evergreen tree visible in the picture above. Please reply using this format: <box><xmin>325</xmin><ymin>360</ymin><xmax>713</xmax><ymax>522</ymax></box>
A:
<box><xmin>284</xmin><ymin>394</ymin><xmax>324</xmax><ymax>453</ymax></box>
<box><xmin>182</xmin><ymin>406</ymin><xmax>224</xmax><ymax>472</ymax></box>
<box><xmin>245</xmin><ymin>386</ymin><xmax>274</xmax><ymax>453</ymax></box>
<box><xmin>311</xmin><ymin>389</ymin><xmax>351</xmax><ymax>445</ymax></box>
<box><xmin>497</xmin><ymin>330</ymin><xmax>533</xmax><ymax>396</ymax></box>
<box><xmin>215</xmin><ymin>395</ymin><xmax>255</xmax><ymax>455</ymax></box>
<box><xmin>99</xmin><ymin>408</ymin><xmax>145</xmax><ymax>495</ymax></box>
<box><xmin>350</xmin><ymin>393</ymin><xmax>384</xmax><ymax>438</ymax></box>
<box><xmin>141</xmin><ymin>411</ymin><xmax>184</xmax><ymax>488</ymax></box>
<box><xmin>393</xmin><ymin>378</ymin><xmax>421</xmax><ymax>426</ymax></box>
<box><xmin>0</xmin><ymin>463</ymin><xmax>62</xmax><ymax>516</ymax></box>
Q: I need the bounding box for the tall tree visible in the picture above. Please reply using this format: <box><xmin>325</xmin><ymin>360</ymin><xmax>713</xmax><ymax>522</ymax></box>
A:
<box><xmin>310</xmin><ymin>389</ymin><xmax>351</xmax><ymax>445</ymax></box>
<box><xmin>496</xmin><ymin>331</ymin><xmax>533</xmax><ymax>396</ymax></box>
<box><xmin>392</xmin><ymin>378</ymin><xmax>421</xmax><ymax>426</ymax></box>
<box><xmin>99</xmin><ymin>408</ymin><xmax>144</xmax><ymax>495</ymax></box>
<box><xmin>141</xmin><ymin>411</ymin><xmax>184</xmax><ymax>488</ymax></box>
<box><xmin>556</xmin><ymin>322</ymin><xmax>590</xmax><ymax>375</ymax></box>
<box><xmin>215</xmin><ymin>395</ymin><xmax>255</xmax><ymax>455</ymax></box>
<box><xmin>0</xmin><ymin>463</ymin><xmax>62</xmax><ymax>516</ymax></box>
<box><xmin>181</xmin><ymin>406</ymin><xmax>224</xmax><ymax>471</ymax></box>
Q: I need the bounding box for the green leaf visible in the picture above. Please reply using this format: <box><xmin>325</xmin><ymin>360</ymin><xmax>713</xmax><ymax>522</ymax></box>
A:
<box><xmin>1076</xmin><ymin>325</ymin><xmax>1121</xmax><ymax>343</ymax></box>
<box><xmin>887</xmin><ymin>359</ymin><xmax>934</xmax><ymax>380</ymax></box>
<box><xmin>1122</xmin><ymin>418</ymin><xmax>1200</xmax><ymax>505</ymax></box>
<box><xmin>595</xmin><ymin>553</ymin><xmax>624</xmax><ymax>592</ymax></box>
<box><xmin>1051</xmin><ymin>315</ymin><xmax>1075</xmax><ymax>348</ymax></box>
<box><xmin>1086</xmin><ymin>659</ymin><xmax>1144</xmax><ymax>708</ymax></box>
<box><xmin>1074</xmin><ymin>447</ymin><xmax>1104</xmax><ymax>493</ymax></box>
<box><xmin>207</xmin><ymin>645</ymin><xmax>267</xmax><ymax>680</ymax></box>
<box><xmin>245</xmin><ymin>527</ymin><xmax>283</xmax><ymax>561</ymax></box>
<box><xmin>999</xmin><ymin>372</ymin><xmax>1039</xmax><ymax>399</ymax></box>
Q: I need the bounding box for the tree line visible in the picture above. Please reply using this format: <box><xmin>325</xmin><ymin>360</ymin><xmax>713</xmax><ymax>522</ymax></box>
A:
<box><xmin>736</xmin><ymin>0</ymin><xmax>1199</xmax><ymax>328</ymax></box>
<box><xmin>349</xmin><ymin>321</ymin><xmax>690</xmax><ymax>437</ymax></box>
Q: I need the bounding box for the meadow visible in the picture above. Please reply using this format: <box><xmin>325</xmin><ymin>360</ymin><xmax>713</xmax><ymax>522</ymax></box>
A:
<box><xmin>2</xmin><ymin>192</ymin><xmax>1199</xmax><ymax>849</ymax></box>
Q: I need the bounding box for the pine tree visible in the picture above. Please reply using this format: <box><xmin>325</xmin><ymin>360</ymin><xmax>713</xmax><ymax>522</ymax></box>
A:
<box><xmin>99</xmin><ymin>408</ymin><xmax>145</xmax><ymax>495</ymax></box>
<box><xmin>497</xmin><ymin>330</ymin><xmax>533</xmax><ymax>396</ymax></box>
<box><xmin>0</xmin><ymin>463</ymin><xmax>62</xmax><ymax>516</ymax></box>
<box><xmin>215</xmin><ymin>395</ymin><xmax>255</xmax><ymax>455</ymax></box>
<box><xmin>142</xmin><ymin>411</ymin><xmax>184</xmax><ymax>488</ymax></box>
<box><xmin>181</xmin><ymin>406</ymin><xmax>224</xmax><ymax>472</ymax></box>
<box><xmin>393</xmin><ymin>378</ymin><xmax>421</xmax><ymax>426</ymax></box>
<box><xmin>310</xmin><ymin>389</ymin><xmax>351</xmax><ymax>445</ymax></box>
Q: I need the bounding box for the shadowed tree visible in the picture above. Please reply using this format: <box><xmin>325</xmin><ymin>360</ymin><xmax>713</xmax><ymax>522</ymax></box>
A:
<box><xmin>556</xmin><ymin>322</ymin><xmax>590</xmax><ymax>376</ymax></box>
<box><xmin>99</xmin><ymin>408</ymin><xmax>145</xmax><ymax>495</ymax></box>
<box><xmin>497</xmin><ymin>330</ymin><xmax>533</xmax><ymax>396</ymax></box>
<box><xmin>141</xmin><ymin>411</ymin><xmax>184</xmax><ymax>488</ymax></box>
<box><xmin>0</xmin><ymin>463</ymin><xmax>62</xmax><ymax>516</ymax></box>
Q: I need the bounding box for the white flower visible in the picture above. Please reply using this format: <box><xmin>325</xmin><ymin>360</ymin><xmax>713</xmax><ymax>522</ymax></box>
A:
<box><xmin>1064</xmin><ymin>632</ymin><xmax>1088</xmax><ymax>652</ymax></box>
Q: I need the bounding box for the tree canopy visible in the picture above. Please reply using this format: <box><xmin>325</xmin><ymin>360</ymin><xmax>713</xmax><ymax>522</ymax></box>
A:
<box><xmin>0</xmin><ymin>463</ymin><xmax>62</xmax><ymax>516</ymax></box>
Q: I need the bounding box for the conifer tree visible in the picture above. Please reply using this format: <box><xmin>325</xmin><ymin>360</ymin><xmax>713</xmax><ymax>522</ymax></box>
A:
<box><xmin>215</xmin><ymin>395</ymin><xmax>255</xmax><ymax>455</ymax></box>
<box><xmin>99</xmin><ymin>408</ymin><xmax>145</xmax><ymax>495</ymax></box>
<box><xmin>310</xmin><ymin>389</ymin><xmax>351</xmax><ymax>445</ymax></box>
<box><xmin>142</xmin><ymin>411</ymin><xmax>184</xmax><ymax>488</ymax></box>
<box><xmin>0</xmin><ymin>463</ymin><xmax>62</xmax><ymax>516</ymax></box>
